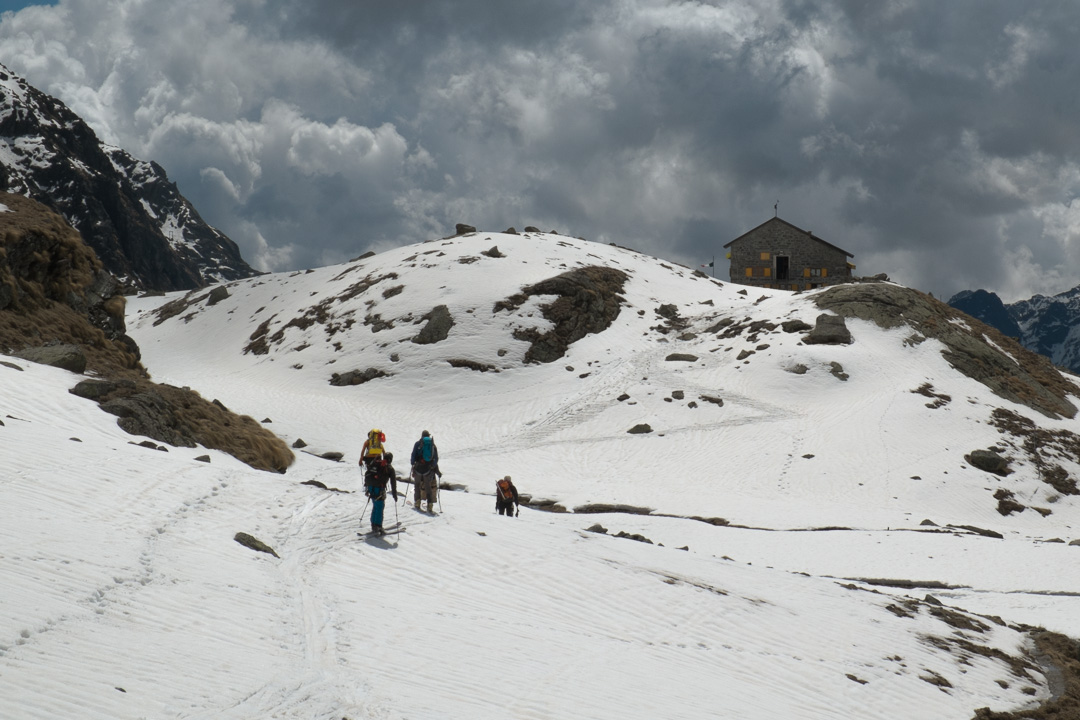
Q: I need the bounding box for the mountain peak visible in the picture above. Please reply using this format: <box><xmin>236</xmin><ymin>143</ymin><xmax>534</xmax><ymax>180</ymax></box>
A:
<box><xmin>0</xmin><ymin>62</ymin><xmax>257</xmax><ymax>291</ymax></box>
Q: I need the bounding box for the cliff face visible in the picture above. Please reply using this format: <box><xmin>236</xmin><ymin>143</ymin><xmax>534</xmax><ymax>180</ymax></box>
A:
<box><xmin>0</xmin><ymin>63</ymin><xmax>257</xmax><ymax>291</ymax></box>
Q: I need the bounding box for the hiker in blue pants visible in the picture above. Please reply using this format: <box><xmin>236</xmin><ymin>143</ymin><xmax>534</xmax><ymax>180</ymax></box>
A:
<box><xmin>361</xmin><ymin>440</ymin><xmax>398</xmax><ymax>535</ymax></box>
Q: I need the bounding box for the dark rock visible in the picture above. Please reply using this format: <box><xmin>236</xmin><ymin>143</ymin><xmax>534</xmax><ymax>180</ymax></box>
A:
<box><xmin>261</xmin><ymin>418</ymin><xmax>272</xmax><ymax>423</ymax></box>
<box><xmin>574</xmin><ymin>503</ymin><xmax>654</xmax><ymax>515</ymax></box>
<box><xmin>455</xmin><ymin>223</ymin><xmax>477</xmax><ymax>235</ymax></box>
<box><xmin>586</xmin><ymin>524</ymin><xmax>608</xmax><ymax>534</ymax></box>
<box><xmin>504</xmin><ymin>227</ymin><xmax>518</xmax><ymax>234</ymax></box>
<box><xmin>100</xmin><ymin>391</ymin><xmax>196</xmax><ymax>448</ymax></box>
<box><xmin>195</xmin><ymin>455</ymin><xmax>211</xmax><ymax>463</ymax></box>
<box><xmin>787</xmin><ymin>364</ymin><xmax>809</xmax><ymax>375</ymax></box>
<box><xmin>69</xmin><ymin>379</ymin><xmax>121</xmax><ymax>400</ymax></box>
<box><xmin>706</xmin><ymin>317</ymin><xmax>734</xmax><ymax>333</ymax></box>
<box><xmin>920</xmin><ymin>519</ymin><xmax>938</xmax><ymax>526</ymax></box>
<box><xmin>524</xmin><ymin>226</ymin><xmax>541</xmax><ymax>233</ymax></box>
<box><xmin>829</xmin><ymin>362</ymin><xmax>849</xmax><ymax>381</ymax></box>
<box><xmin>924</xmin><ymin>594</ymin><xmax>943</xmax><ymax>606</ymax></box>
<box><xmin>672</xmin><ymin>390</ymin><xmax>684</xmax><ymax>400</ymax></box>
<box><xmin>614</xmin><ymin>531</ymin><xmax>654</xmax><ymax>544</ymax></box>
<box><xmin>206</xmin><ymin>285</ymin><xmax>230</xmax><ymax>306</ymax></box>
<box><xmin>947</xmin><ymin>524</ymin><xmax>1004</xmax><ymax>539</ymax></box>
<box><xmin>320</xmin><ymin>451</ymin><xmax>344</xmax><ymax>461</ymax></box>
<box><xmin>13</xmin><ymin>343</ymin><xmax>87</xmax><ymax>373</ymax></box>
<box><xmin>504</xmin><ymin>267</ymin><xmax>628</xmax><ymax>363</ymax></box>
<box><xmin>966</xmin><ymin>449</ymin><xmax>1012</xmax><ymax>476</ymax></box>
<box><xmin>993</xmin><ymin>489</ymin><xmax>1025</xmax><ymax>515</ymax></box>
<box><xmin>782</xmin><ymin>319</ymin><xmax>813</xmax><ymax>333</ymax></box>
<box><xmin>447</xmin><ymin>359</ymin><xmax>497</xmax><ymax>372</ymax></box>
<box><xmin>233</xmin><ymin>532</ymin><xmax>279</xmax><ymax>558</ymax></box>
<box><xmin>803</xmin><ymin>314</ymin><xmax>853</xmax><ymax>345</ymax></box>
<box><xmin>481</xmin><ymin>246</ymin><xmax>504</xmax><ymax>258</ymax></box>
<box><xmin>666</xmin><ymin>353</ymin><xmax>698</xmax><ymax>362</ymax></box>
<box><xmin>0</xmin><ymin>361</ymin><xmax>23</xmax><ymax>371</ymax></box>
<box><xmin>329</xmin><ymin>368</ymin><xmax>391</xmax><ymax>386</ymax></box>
<box><xmin>617</xmin><ymin>393</ymin><xmax>630</xmax><ymax>402</ymax></box>
<box><xmin>736</xmin><ymin>350</ymin><xmax>754</xmax><ymax>361</ymax></box>
<box><xmin>412</xmin><ymin>304</ymin><xmax>455</xmax><ymax>344</ymax></box>
<box><xmin>627</xmin><ymin>423</ymin><xmax>653</xmax><ymax>434</ymax></box>
<box><xmin>292</xmin><ymin>438</ymin><xmax>308</xmax><ymax>448</ymax></box>
<box><xmin>700</xmin><ymin>395</ymin><xmax>724</xmax><ymax>406</ymax></box>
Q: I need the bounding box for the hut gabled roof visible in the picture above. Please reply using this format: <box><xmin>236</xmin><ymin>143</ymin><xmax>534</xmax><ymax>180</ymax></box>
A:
<box><xmin>723</xmin><ymin>217</ymin><xmax>854</xmax><ymax>258</ymax></box>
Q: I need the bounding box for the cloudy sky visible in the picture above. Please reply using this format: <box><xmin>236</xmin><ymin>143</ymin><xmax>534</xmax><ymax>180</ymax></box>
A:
<box><xmin>2</xmin><ymin>0</ymin><xmax>1080</xmax><ymax>302</ymax></box>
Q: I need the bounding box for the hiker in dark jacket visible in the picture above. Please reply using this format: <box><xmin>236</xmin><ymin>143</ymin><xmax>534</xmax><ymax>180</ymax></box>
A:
<box><xmin>495</xmin><ymin>475</ymin><xmax>519</xmax><ymax>517</ymax></box>
<box><xmin>410</xmin><ymin>430</ymin><xmax>442</xmax><ymax>513</ymax></box>
<box><xmin>362</xmin><ymin>449</ymin><xmax>398</xmax><ymax>535</ymax></box>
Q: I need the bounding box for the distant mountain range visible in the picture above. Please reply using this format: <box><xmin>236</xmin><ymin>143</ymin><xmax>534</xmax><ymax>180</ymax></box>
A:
<box><xmin>0</xmin><ymin>62</ymin><xmax>256</xmax><ymax>291</ymax></box>
<box><xmin>949</xmin><ymin>286</ymin><xmax>1080</xmax><ymax>374</ymax></box>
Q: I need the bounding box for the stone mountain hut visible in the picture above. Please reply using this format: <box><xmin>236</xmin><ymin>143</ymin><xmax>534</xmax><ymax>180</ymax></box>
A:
<box><xmin>723</xmin><ymin>217</ymin><xmax>855</xmax><ymax>291</ymax></box>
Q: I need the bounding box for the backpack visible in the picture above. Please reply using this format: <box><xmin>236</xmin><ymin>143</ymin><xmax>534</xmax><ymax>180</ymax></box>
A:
<box><xmin>366</xmin><ymin>429</ymin><xmax>385</xmax><ymax>458</ymax></box>
<box><xmin>421</xmin><ymin>435</ymin><xmax>434</xmax><ymax>462</ymax></box>
<box><xmin>497</xmin><ymin>478</ymin><xmax>514</xmax><ymax>500</ymax></box>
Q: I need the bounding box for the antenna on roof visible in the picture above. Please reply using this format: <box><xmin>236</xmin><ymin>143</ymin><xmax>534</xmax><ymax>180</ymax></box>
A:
<box><xmin>774</xmin><ymin>200</ymin><xmax>779</xmax><ymax>217</ymax></box>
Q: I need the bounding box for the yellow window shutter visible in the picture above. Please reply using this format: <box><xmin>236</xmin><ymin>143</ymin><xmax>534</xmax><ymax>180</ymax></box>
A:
<box><xmin>764</xmin><ymin>267</ymin><xmax>771</xmax><ymax>277</ymax></box>
<box><xmin>760</xmin><ymin>252</ymin><xmax>770</xmax><ymax>261</ymax></box>
<box><xmin>803</xmin><ymin>268</ymin><xmax>811</xmax><ymax>278</ymax></box>
<box><xmin>745</xmin><ymin>267</ymin><xmax>753</xmax><ymax>277</ymax></box>
<box><xmin>822</xmin><ymin>268</ymin><xmax>828</xmax><ymax>277</ymax></box>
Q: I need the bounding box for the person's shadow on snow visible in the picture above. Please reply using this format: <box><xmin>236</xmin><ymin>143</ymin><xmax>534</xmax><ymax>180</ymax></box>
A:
<box><xmin>363</xmin><ymin>534</ymin><xmax>399</xmax><ymax>549</ymax></box>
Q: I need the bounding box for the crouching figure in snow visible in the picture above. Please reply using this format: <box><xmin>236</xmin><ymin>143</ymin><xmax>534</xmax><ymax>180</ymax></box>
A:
<box><xmin>495</xmin><ymin>475</ymin><xmax>519</xmax><ymax>517</ymax></box>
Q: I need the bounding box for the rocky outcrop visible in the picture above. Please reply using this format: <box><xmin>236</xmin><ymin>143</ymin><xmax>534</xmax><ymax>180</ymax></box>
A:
<box><xmin>815</xmin><ymin>283</ymin><xmax>1078</xmax><ymax>419</ymax></box>
<box><xmin>0</xmin><ymin>193</ymin><xmax>141</xmax><ymax>369</ymax></box>
<box><xmin>803</xmin><ymin>314</ymin><xmax>853</xmax><ymax>345</ymax></box>
<box><xmin>965</xmin><ymin>449</ymin><xmax>1012</xmax><ymax>476</ymax></box>
<box><xmin>0</xmin><ymin>62</ymin><xmax>256</xmax><ymax>290</ymax></box>
<box><xmin>496</xmin><ymin>266</ymin><xmax>628</xmax><ymax>364</ymax></box>
<box><xmin>14</xmin><ymin>343</ymin><xmax>86</xmax><ymax>373</ymax></box>
<box><xmin>412</xmin><ymin>305</ymin><xmax>454</xmax><ymax>344</ymax></box>
<box><xmin>329</xmin><ymin>368</ymin><xmax>391</xmax><ymax>386</ymax></box>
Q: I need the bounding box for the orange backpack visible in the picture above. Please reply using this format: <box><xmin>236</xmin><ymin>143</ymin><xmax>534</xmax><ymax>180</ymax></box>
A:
<box><xmin>497</xmin><ymin>478</ymin><xmax>514</xmax><ymax>500</ymax></box>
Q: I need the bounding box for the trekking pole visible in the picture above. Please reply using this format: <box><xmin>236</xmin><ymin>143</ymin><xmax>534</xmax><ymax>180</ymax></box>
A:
<box><xmin>359</xmin><ymin>496</ymin><xmax>371</xmax><ymax>527</ymax></box>
<box><xmin>437</xmin><ymin>475</ymin><xmax>444</xmax><ymax>513</ymax></box>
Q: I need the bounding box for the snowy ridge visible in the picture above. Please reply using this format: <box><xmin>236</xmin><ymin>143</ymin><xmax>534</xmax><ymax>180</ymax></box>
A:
<box><xmin>4</xmin><ymin>231</ymin><xmax>1080</xmax><ymax>718</ymax></box>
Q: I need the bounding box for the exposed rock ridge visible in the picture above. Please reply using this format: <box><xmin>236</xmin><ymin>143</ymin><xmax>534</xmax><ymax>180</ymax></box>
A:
<box><xmin>815</xmin><ymin>283</ymin><xmax>1078</xmax><ymax>419</ymax></box>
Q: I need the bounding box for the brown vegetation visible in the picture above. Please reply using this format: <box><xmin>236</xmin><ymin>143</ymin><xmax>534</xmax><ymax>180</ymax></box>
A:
<box><xmin>1</xmin><ymin>193</ymin><xmax>293</xmax><ymax>473</ymax></box>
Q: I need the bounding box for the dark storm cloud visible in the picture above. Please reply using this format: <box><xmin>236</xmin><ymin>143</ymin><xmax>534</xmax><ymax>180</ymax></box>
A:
<box><xmin>3</xmin><ymin>0</ymin><xmax>1080</xmax><ymax>300</ymax></box>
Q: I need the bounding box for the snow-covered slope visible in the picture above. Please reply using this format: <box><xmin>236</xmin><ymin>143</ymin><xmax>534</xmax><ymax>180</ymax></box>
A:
<box><xmin>4</xmin><ymin>230</ymin><xmax>1080</xmax><ymax>718</ymax></box>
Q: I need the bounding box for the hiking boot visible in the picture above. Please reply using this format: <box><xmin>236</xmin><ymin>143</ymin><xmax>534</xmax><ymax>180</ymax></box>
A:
<box><xmin>414</xmin><ymin>499</ymin><xmax>421</xmax><ymax>509</ymax></box>
<box><xmin>426</xmin><ymin>501</ymin><xmax>434</xmax><ymax>513</ymax></box>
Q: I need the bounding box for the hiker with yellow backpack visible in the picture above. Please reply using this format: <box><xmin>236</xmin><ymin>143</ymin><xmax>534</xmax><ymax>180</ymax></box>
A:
<box><xmin>359</xmin><ymin>429</ymin><xmax>398</xmax><ymax>536</ymax></box>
